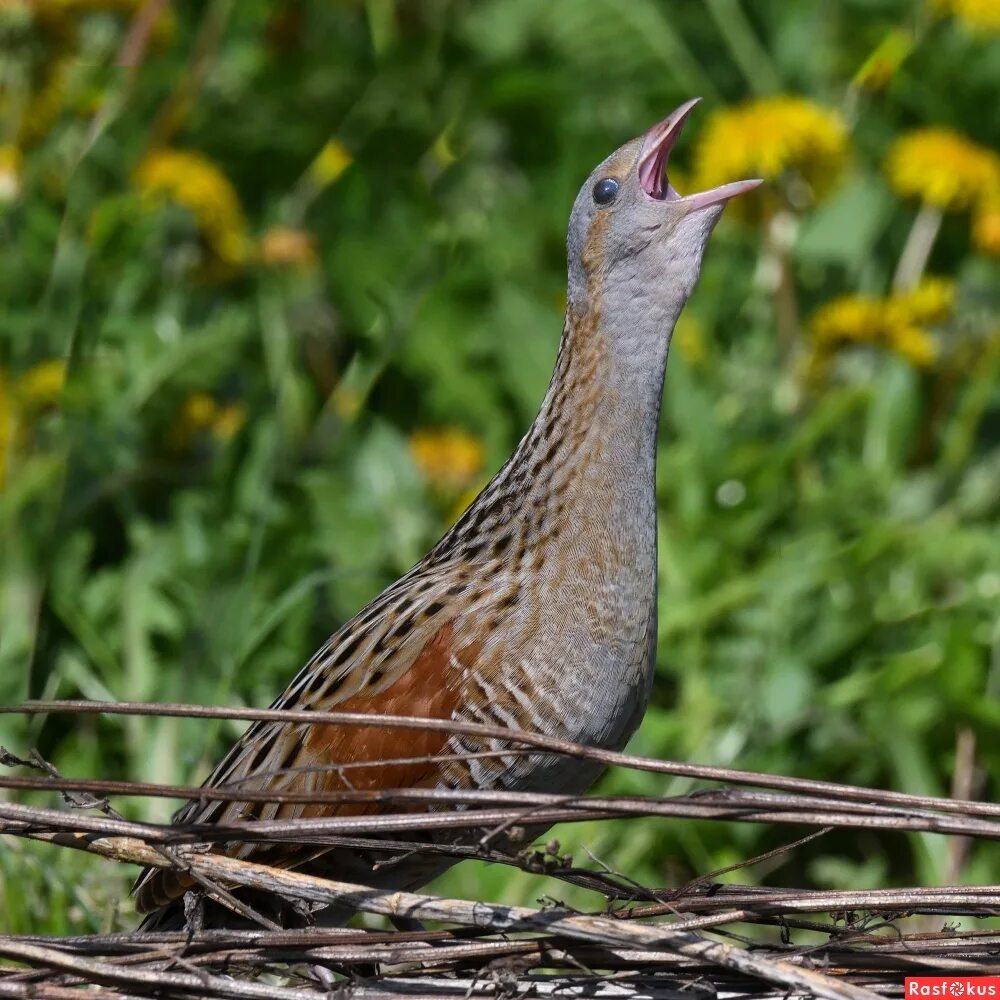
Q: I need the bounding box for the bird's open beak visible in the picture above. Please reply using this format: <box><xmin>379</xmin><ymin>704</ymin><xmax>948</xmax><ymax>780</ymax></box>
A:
<box><xmin>638</xmin><ymin>98</ymin><xmax>762</xmax><ymax>210</ymax></box>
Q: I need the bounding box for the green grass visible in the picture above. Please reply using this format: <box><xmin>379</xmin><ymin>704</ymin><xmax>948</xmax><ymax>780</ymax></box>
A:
<box><xmin>1</xmin><ymin>0</ymin><xmax>998</xmax><ymax>934</ymax></box>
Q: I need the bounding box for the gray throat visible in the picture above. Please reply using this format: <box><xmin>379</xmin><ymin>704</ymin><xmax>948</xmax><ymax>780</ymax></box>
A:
<box><xmin>437</xmin><ymin>293</ymin><xmax>679</xmax><ymax>565</ymax></box>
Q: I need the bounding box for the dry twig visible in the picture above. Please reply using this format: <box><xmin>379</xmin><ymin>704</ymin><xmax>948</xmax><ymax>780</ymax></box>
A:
<box><xmin>1</xmin><ymin>699</ymin><xmax>998</xmax><ymax>998</ymax></box>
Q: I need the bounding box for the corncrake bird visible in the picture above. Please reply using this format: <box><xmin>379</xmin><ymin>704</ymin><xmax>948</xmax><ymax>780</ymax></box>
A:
<box><xmin>135</xmin><ymin>99</ymin><xmax>760</xmax><ymax>929</ymax></box>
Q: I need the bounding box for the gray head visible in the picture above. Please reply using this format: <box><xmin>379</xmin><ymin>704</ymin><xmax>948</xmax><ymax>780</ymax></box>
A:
<box><xmin>566</xmin><ymin>99</ymin><xmax>760</xmax><ymax>326</ymax></box>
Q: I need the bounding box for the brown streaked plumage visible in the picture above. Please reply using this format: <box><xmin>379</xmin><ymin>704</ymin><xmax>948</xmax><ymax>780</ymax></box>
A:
<box><xmin>135</xmin><ymin>99</ymin><xmax>761</xmax><ymax>928</ymax></box>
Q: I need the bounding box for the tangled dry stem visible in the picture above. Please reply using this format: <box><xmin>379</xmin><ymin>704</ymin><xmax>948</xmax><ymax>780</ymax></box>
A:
<box><xmin>0</xmin><ymin>700</ymin><xmax>997</xmax><ymax>999</ymax></box>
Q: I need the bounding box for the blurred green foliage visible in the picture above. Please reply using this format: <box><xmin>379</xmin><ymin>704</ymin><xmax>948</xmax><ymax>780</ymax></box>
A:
<box><xmin>1</xmin><ymin>0</ymin><xmax>998</xmax><ymax>935</ymax></box>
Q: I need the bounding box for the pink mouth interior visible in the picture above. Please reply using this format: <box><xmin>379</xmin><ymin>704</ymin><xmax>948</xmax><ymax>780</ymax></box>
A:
<box><xmin>637</xmin><ymin>98</ymin><xmax>699</xmax><ymax>201</ymax></box>
<box><xmin>639</xmin><ymin>150</ymin><xmax>681</xmax><ymax>200</ymax></box>
<box><xmin>637</xmin><ymin>99</ymin><xmax>762</xmax><ymax>209</ymax></box>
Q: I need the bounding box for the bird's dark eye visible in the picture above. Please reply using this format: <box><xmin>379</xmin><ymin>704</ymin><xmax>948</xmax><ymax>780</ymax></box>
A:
<box><xmin>592</xmin><ymin>177</ymin><xmax>619</xmax><ymax>206</ymax></box>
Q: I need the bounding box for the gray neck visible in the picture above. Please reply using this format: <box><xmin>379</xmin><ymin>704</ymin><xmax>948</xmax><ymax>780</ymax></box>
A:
<box><xmin>547</xmin><ymin>283</ymin><xmax>681</xmax><ymax>469</ymax></box>
<box><xmin>513</xmin><ymin>305</ymin><xmax>671</xmax><ymax>513</ymax></box>
<box><xmin>435</xmin><ymin>289</ymin><xmax>681</xmax><ymax>564</ymax></box>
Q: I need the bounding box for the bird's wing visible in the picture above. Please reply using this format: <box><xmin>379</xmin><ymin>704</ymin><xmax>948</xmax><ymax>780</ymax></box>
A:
<box><xmin>133</xmin><ymin>565</ymin><xmax>478</xmax><ymax>914</ymax></box>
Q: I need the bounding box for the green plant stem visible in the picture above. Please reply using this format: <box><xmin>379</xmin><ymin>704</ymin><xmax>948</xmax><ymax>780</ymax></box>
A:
<box><xmin>764</xmin><ymin>210</ymin><xmax>801</xmax><ymax>351</ymax></box>
<box><xmin>150</xmin><ymin>0</ymin><xmax>234</xmax><ymax>149</ymax></box>
<box><xmin>704</xmin><ymin>0</ymin><xmax>781</xmax><ymax>95</ymax></box>
<box><xmin>892</xmin><ymin>203</ymin><xmax>943</xmax><ymax>291</ymax></box>
<box><xmin>939</xmin><ymin>337</ymin><xmax>1000</xmax><ymax>474</ymax></box>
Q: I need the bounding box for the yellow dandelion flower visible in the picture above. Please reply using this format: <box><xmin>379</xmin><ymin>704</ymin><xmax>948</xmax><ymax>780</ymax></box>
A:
<box><xmin>211</xmin><ymin>402</ymin><xmax>247</xmax><ymax>442</ymax></box>
<box><xmin>181</xmin><ymin>392</ymin><xmax>217</xmax><ymax>429</ymax></box>
<box><xmin>886</xmin><ymin>129</ymin><xmax>1000</xmax><ymax>211</ymax></box>
<box><xmin>887</xmin><ymin>325</ymin><xmax>938</xmax><ymax>368</ymax></box>
<box><xmin>808</xmin><ymin>277</ymin><xmax>953</xmax><ymax>369</ymax></box>
<box><xmin>692</xmin><ymin>96</ymin><xmax>847</xmax><ymax>203</ymax></box>
<box><xmin>0</xmin><ymin>146</ymin><xmax>22</xmax><ymax>203</ymax></box>
<box><xmin>409</xmin><ymin>428</ymin><xmax>484</xmax><ymax>494</ymax></box>
<box><xmin>14</xmin><ymin>0</ymin><xmax>170</xmax><ymax>146</ymax></box>
<box><xmin>18</xmin><ymin>54</ymin><xmax>72</xmax><ymax>147</ymax></box>
<box><xmin>166</xmin><ymin>392</ymin><xmax>213</xmax><ymax>450</ymax></box>
<box><xmin>0</xmin><ymin>360</ymin><xmax>69</xmax><ymax>486</ymax></box>
<box><xmin>16</xmin><ymin>359</ymin><xmax>66</xmax><ymax>406</ymax></box>
<box><xmin>309</xmin><ymin>139</ymin><xmax>353</xmax><ymax>188</ymax></box>
<box><xmin>258</xmin><ymin>226</ymin><xmax>318</xmax><ymax>270</ymax></box>
<box><xmin>893</xmin><ymin>276</ymin><xmax>955</xmax><ymax>324</ymax></box>
<box><xmin>135</xmin><ymin>149</ymin><xmax>250</xmax><ymax>265</ymax></box>
<box><xmin>892</xmin><ymin>277</ymin><xmax>955</xmax><ymax>322</ymax></box>
<box><xmin>809</xmin><ymin>295</ymin><xmax>885</xmax><ymax>349</ymax></box>
<box><xmin>933</xmin><ymin>0</ymin><xmax>1000</xmax><ymax>34</ymax></box>
<box><xmin>169</xmin><ymin>392</ymin><xmax>244</xmax><ymax>449</ymax></box>
<box><xmin>973</xmin><ymin>200</ymin><xmax>1000</xmax><ymax>255</ymax></box>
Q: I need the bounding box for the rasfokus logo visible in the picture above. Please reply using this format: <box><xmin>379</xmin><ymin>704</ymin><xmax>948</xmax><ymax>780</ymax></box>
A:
<box><xmin>906</xmin><ymin>980</ymin><xmax>1000</xmax><ymax>997</ymax></box>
